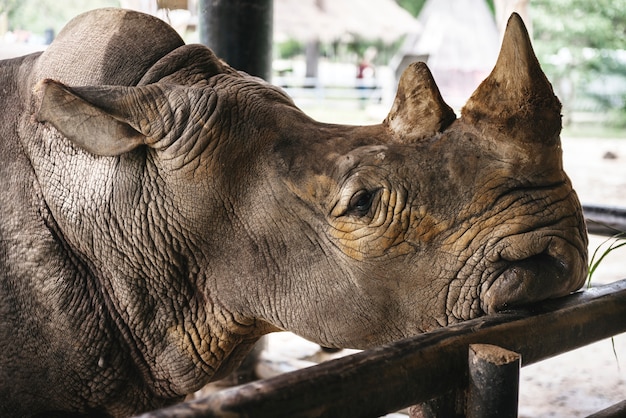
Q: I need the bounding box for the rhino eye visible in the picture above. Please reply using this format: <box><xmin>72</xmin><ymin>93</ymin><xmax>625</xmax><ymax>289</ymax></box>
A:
<box><xmin>347</xmin><ymin>189</ymin><xmax>377</xmax><ymax>217</ymax></box>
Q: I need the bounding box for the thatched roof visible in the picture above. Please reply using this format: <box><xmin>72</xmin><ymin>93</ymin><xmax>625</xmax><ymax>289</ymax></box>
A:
<box><xmin>400</xmin><ymin>0</ymin><xmax>499</xmax><ymax>72</ymax></box>
<box><xmin>274</xmin><ymin>0</ymin><xmax>420</xmax><ymax>42</ymax></box>
<box><xmin>390</xmin><ymin>0</ymin><xmax>500</xmax><ymax>106</ymax></box>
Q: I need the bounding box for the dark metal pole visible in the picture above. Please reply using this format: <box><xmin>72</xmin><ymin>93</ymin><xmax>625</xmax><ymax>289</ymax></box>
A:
<box><xmin>196</xmin><ymin>0</ymin><xmax>273</xmax><ymax>388</ymax></box>
<box><xmin>198</xmin><ymin>0</ymin><xmax>273</xmax><ymax>81</ymax></box>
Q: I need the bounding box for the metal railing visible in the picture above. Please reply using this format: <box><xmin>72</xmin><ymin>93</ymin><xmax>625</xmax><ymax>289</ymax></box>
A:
<box><xmin>583</xmin><ymin>204</ymin><xmax>626</xmax><ymax>237</ymax></box>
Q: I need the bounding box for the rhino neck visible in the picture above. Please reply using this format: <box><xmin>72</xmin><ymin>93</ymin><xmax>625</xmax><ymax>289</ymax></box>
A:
<box><xmin>19</xmin><ymin>124</ymin><xmax>260</xmax><ymax>403</ymax></box>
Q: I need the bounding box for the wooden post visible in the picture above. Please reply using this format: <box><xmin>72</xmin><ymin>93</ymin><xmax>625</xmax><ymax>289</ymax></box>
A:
<box><xmin>467</xmin><ymin>344</ymin><xmax>520</xmax><ymax>418</ymax></box>
<box><xmin>408</xmin><ymin>390</ymin><xmax>464</xmax><ymax>418</ymax></box>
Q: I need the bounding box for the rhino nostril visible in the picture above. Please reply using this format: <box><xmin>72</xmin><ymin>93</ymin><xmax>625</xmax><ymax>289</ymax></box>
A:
<box><xmin>523</xmin><ymin>252</ymin><xmax>562</xmax><ymax>271</ymax></box>
<box><xmin>482</xmin><ymin>247</ymin><xmax>574</xmax><ymax>315</ymax></box>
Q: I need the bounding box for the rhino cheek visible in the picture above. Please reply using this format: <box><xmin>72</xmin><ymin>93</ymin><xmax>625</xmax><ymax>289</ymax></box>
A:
<box><xmin>277</xmin><ymin>266</ymin><xmax>423</xmax><ymax>349</ymax></box>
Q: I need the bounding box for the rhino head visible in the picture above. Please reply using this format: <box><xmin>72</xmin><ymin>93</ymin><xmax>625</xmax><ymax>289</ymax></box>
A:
<box><xmin>32</xmin><ymin>11</ymin><xmax>585</xmax><ymax>387</ymax></box>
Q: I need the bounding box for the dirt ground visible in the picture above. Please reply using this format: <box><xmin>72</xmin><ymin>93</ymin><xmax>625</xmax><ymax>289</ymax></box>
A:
<box><xmin>259</xmin><ymin>135</ymin><xmax>626</xmax><ymax>418</ymax></box>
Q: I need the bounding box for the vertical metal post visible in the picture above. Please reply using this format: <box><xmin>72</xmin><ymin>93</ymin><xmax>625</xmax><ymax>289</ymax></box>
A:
<box><xmin>196</xmin><ymin>1</ymin><xmax>273</xmax><ymax>386</ymax></box>
<box><xmin>198</xmin><ymin>0</ymin><xmax>273</xmax><ymax>81</ymax></box>
<box><xmin>467</xmin><ymin>344</ymin><xmax>520</xmax><ymax>418</ymax></box>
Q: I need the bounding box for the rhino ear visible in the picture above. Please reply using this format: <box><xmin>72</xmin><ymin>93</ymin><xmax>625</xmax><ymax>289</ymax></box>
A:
<box><xmin>35</xmin><ymin>79</ymin><xmax>168</xmax><ymax>156</ymax></box>
<box><xmin>384</xmin><ymin>62</ymin><xmax>456</xmax><ymax>143</ymax></box>
<box><xmin>462</xmin><ymin>13</ymin><xmax>561</xmax><ymax>144</ymax></box>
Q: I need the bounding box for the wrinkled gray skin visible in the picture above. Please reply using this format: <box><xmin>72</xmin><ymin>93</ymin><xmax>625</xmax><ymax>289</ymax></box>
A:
<box><xmin>0</xmin><ymin>8</ymin><xmax>587</xmax><ymax>417</ymax></box>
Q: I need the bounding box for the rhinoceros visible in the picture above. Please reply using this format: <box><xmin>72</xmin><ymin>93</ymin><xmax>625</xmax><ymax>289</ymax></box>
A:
<box><xmin>0</xmin><ymin>8</ymin><xmax>587</xmax><ymax>417</ymax></box>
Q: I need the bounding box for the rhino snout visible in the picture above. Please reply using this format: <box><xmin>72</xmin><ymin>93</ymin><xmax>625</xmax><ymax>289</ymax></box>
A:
<box><xmin>481</xmin><ymin>234</ymin><xmax>587</xmax><ymax>314</ymax></box>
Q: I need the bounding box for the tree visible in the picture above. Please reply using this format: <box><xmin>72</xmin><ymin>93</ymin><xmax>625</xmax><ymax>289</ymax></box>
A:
<box><xmin>395</xmin><ymin>0</ymin><xmax>427</xmax><ymax>17</ymax></box>
<box><xmin>0</xmin><ymin>0</ymin><xmax>20</xmax><ymax>35</ymax></box>
<box><xmin>531</xmin><ymin>0</ymin><xmax>626</xmax><ymax>125</ymax></box>
<box><xmin>0</xmin><ymin>0</ymin><xmax>19</xmax><ymax>16</ymax></box>
<box><xmin>396</xmin><ymin>0</ymin><xmax>495</xmax><ymax>17</ymax></box>
<box><xmin>3</xmin><ymin>0</ymin><xmax>119</xmax><ymax>34</ymax></box>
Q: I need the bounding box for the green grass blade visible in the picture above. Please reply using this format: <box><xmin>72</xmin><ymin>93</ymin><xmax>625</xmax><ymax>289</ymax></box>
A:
<box><xmin>587</xmin><ymin>232</ymin><xmax>626</xmax><ymax>287</ymax></box>
<box><xmin>586</xmin><ymin>231</ymin><xmax>625</xmax><ymax>366</ymax></box>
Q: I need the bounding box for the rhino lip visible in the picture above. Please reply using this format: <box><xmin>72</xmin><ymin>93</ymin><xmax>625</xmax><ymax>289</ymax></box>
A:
<box><xmin>481</xmin><ymin>236</ymin><xmax>585</xmax><ymax>315</ymax></box>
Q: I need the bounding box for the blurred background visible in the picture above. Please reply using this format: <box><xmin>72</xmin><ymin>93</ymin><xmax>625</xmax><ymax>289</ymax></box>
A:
<box><xmin>1</xmin><ymin>0</ymin><xmax>625</xmax><ymax>132</ymax></box>
<box><xmin>1</xmin><ymin>1</ymin><xmax>625</xmax><ymax>416</ymax></box>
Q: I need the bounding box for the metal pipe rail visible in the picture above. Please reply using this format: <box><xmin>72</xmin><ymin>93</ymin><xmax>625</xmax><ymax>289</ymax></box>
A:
<box><xmin>137</xmin><ymin>279</ymin><xmax>626</xmax><ymax>418</ymax></box>
<box><xmin>584</xmin><ymin>204</ymin><xmax>626</xmax><ymax>236</ymax></box>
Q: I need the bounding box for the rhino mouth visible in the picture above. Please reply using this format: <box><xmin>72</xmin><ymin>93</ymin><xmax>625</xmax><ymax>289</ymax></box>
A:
<box><xmin>481</xmin><ymin>234</ymin><xmax>586</xmax><ymax>315</ymax></box>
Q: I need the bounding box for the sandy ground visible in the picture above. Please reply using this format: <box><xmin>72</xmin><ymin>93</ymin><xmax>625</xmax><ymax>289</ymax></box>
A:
<box><xmin>257</xmin><ymin>135</ymin><xmax>626</xmax><ymax>418</ymax></box>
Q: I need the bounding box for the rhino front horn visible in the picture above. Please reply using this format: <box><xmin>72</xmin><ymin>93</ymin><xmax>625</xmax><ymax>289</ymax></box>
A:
<box><xmin>462</xmin><ymin>13</ymin><xmax>561</xmax><ymax>145</ymax></box>
<box><xmin>384</xmin><ymin>62</ymin><xmax>456</xmax><ymax>143</ymax></box>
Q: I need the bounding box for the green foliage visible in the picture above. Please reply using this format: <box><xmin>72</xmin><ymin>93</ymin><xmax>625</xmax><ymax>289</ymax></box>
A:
<box><xmin>4</xmin><ymin>0</ymin><xmax>120</xmax><ymax>34</ymax></box>
<box><xmin>0</xmin><ymin>0</ymin><xmax>19</xmax><ymax>15</ymax></box>
<box><xmin>484</xmin><ymin>0</ymin><xmax>495</xmax><ymax>15</ymax></box>
<box><xmin>395</xmin><ymin>0</ymin><xmax>427</xmax><ymax>17</ymax></box>
<box><xmin>586</xmin><ymin>232</ymin><xmax>624</xmax><ymax>364</ymax></box>
<box><xmin>397</xmin><ymin>0</ymin><xmax>494</xmax><ymax>18</ymax></box>
<box><xmin>533</xmin><ymin>0</ymin><xmax>626</xmax><ymax>50</ymax></box>
<box><xmin>532</xmin><ymin>0</ymin><xmax>626</xmax><ymax>124</ymax></box>
<box><xmin>277</xmin><ymin>39</ymin><xmax>304</xmax><ymax>60</ymax></box>
<box><xmin>344</xmin><ymin>36</ymin><xmax>403</xmax><ymax>64</ymax></box>
<box><xmin>587</xmin><ymin>233</ymin><xmax>626</xmax><ymax>288</ymax></box>
<box><xmin>1</xmin><ymin>0</ymin><xmax>23</xmax><ymax>31</ymax></box>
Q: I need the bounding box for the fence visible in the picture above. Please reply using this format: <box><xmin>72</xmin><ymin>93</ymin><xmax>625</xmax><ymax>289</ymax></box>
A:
<box><xmin>274</xmin><ymin>76</ymin><xmax>385</xmax><ymax>108</ymax></box>
<box><xmin>583</xmin><ymin>204</ymin><xmax>626</xmax><ymax>236</ymax></box>
<box><xmin>138</xmin><ymin>207</ymin><xmax>626</xmax><ymax>418</ymax></box>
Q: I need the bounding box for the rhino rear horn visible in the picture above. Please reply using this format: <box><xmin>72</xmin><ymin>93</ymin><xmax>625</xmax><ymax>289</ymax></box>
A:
<box><xmin>384</xmin><ymin>62</ymin><xmax>456</xmax><ymax>143</ymax></box>
<box><xmin>462</xmin><ymin>13</ymin><xmax>561</xmax><ymax>144</ymax></box>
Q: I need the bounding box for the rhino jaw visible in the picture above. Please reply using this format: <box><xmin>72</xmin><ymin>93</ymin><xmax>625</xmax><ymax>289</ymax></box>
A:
<box><xmin>481</xmin><ymin>234</ymin><xmax>587</xmax><ymax>314</ymax></box>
